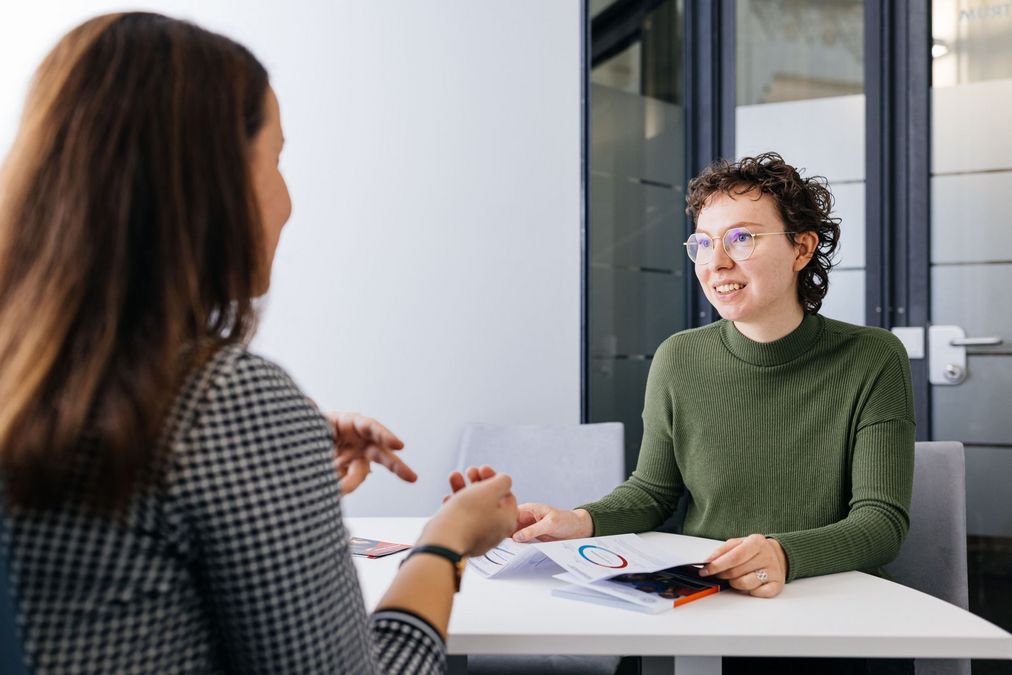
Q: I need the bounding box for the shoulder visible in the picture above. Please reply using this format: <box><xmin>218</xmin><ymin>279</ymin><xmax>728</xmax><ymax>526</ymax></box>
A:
<box><xmin>167</xmin><ymin>343</ymin><xmax>328</xmax><ymax>454</ymax></box>
<box><xmin>818</xmin><ymin>317</ymin><xmax>914</xmax><ymax>420</ymax></box>
<box><xmin>178</xmin><ymin>343</ymin><xmax>308</xmax><ymax>406</ymax></box>
<box><xmin>163</xmin><ymin>344</ymin><xmax>336</xmax><ymax>510</ymax></box>
<box><xmin>817</xmin><ymin>319</ymin><xmax>915</xmax><ymax>425</ymax></box>
<box><xmin>206</xmin><ymin>344</ymin><xmax>305</xmax><ymax>401</ymax></box>
<box><xmin>818</xmin><ymin>316</ymin><xmax>910</xmax><ymax>366</ymax></box>
<box><xmin>652</xmin><ymin>321</ymin><xmax>725</xmax><ymax>363</ymax></box>
<box><xmin>640</xmin><ymin>323</ymin><xmax>726</xmax><ymax>395</ymax></box>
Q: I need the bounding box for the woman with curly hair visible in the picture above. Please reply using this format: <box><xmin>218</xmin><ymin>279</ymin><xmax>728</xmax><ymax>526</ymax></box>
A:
<box><xmin>505</xmin><ymin>152</ymin><xmax>915</xmax><ymax>674</ymax></box>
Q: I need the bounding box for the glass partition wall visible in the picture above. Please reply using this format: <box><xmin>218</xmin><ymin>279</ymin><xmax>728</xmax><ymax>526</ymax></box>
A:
<box><xmin>587</xmin><ymin>0</ymin><xmax>687</xmax><ymax>471</ymax></box>
<box><xmin>931</xmin><ymin>2</ymin><xmax>1012</xmax><ymax>668</ymax></box>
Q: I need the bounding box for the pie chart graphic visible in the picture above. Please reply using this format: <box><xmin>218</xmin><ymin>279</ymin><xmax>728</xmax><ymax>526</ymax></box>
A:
<box><xmin>577</xmin><ymin>544</ymin><xmax>629</xmax><ymax>569</ymax></box>
<box><xmin>483</xmin><ymin>546</ymin><xmax>516</xmax><ymax>565</ymax></box>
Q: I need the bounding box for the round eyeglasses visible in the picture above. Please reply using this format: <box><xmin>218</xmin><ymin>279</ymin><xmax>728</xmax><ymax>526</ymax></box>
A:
<box><xmin>683</xmin><ymin>228</ymin><xmax>798</xmax><ymax>264</ymax></box>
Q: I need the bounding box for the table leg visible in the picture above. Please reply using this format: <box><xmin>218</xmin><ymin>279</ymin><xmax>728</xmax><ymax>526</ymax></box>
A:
<box><xmin>447</xmin><ymin>655</ymin><xmax>467</xmax><ymax>675</ymax></box>
<box><xmin>641</xmin><ymin>655</ymin><xmax>722</xmax><ymax>675</ymax></box>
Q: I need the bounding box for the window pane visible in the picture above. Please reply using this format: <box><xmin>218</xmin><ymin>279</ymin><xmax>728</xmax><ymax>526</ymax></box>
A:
<box><xmin>737</xmin><ymin>0</ymin><xmax>863</xmax><ymax>105</ymax></box>
<box><xmin>588</xmin><ymin>0</ymin><xmax>686</xmax><ymax>470</ymax></box>
<box><xmin>735</xmin><ymin>0</ymin><xmax>866</xmax><ymax>325</ymax></box>
<box><xmin>933</xmin><ymin>0</ymin><xmax>1012</xmax><ymax>87</ymax></box>
<box><xmin>931</xmin><ymin>0</ymin><xmax>1012</xmax><ymax>645</ymax></box>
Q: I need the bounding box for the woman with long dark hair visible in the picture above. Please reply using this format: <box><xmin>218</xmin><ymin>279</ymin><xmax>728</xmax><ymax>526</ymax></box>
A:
<box><xmin>0</xmin><ymin>13</ymin><xmax>516</xmax><ymax>673</ymax></box>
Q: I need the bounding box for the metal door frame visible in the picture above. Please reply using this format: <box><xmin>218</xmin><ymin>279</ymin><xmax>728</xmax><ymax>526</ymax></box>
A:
<box><xmin>865</xmin><ymin>0</ymin><xmax>932</xmax><ymax>440</ymax></box>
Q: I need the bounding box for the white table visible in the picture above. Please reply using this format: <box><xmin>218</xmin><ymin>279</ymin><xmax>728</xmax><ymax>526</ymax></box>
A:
<box><xmin>347</xmin><ymin>517</ymin><xmax>1012</xmax><ymax>675</ymax></box>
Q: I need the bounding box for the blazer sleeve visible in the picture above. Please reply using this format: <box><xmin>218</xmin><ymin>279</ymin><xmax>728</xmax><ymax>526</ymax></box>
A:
<box><xmin>169</xmin><ymin>349</ymin><xmax>444</xmax><ymax>674</ymax></box>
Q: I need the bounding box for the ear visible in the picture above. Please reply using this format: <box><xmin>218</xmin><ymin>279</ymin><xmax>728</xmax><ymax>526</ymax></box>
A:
<box><xmin>792</xmin><ymin>231</ymin><xmax>818</xmax><ymax>273</ymax></box>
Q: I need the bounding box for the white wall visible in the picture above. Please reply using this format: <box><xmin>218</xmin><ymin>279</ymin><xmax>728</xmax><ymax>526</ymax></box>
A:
<box><xmin>1</xmin><ymin>2</ymin><xmax>583</xmax><ymax>515</ymax></box>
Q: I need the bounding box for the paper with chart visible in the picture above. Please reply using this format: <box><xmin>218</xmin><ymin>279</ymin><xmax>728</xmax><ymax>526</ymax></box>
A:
<box><xmin>536</xmin><ymin>533</ymin><xmax>725</xmax><ymax>612</ymax></box>
<box><xmin>533</xmin><ymin>533</ymin><xmax>715</xmax><ymax>583</ymax></box>
<box><xmin>467</xmin><ymin>538</ymin><xmax>557</xmax><ymax>578</ymax></box>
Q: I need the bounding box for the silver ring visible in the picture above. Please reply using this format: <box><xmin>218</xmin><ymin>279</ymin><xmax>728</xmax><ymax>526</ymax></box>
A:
<box><xmin>755</xmin><ymin>568</ymin><xmax>769</xmax><ymax>584</ymax></box>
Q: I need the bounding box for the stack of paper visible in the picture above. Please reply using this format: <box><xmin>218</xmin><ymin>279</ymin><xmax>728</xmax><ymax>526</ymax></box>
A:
<box><xmin>468</xmin><ymin>533</ymin><xmax>726</xmax><ymax>613</ymax></box>
<box><xmin>536</xmin><ymin>534</ymin><xmax>725</xmax><ymax>613</ymax></box>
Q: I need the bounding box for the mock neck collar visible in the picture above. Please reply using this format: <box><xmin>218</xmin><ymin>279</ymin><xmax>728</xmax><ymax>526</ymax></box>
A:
<box><xmin>719</xmin><ymin>313</ymin><xmax>824</xmax><ymax>366</ymax></box>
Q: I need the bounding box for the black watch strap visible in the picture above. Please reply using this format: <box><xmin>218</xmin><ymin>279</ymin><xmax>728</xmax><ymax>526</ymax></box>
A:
<box><xmin>401</xmin><ymin>545</ymin><xmax>465</xmax><ymax>591</ymax></box>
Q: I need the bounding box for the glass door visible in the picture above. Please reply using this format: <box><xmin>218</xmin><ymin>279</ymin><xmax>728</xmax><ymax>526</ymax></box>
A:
<box><xmin>735</xmin><ymin>0</ymin><xmax>867</xmax><ymax>325</ymax></box>
<box><xmin>930</xmin><ymin>1</ymin><xmax>1012</xmax><ymax>665</ymax></box>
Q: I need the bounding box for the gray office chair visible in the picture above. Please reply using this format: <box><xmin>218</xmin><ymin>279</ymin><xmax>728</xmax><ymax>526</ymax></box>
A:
<box><xmin>885</xmin><ymin>441</ymin><xmax>969</xmax><ymax>675</ymax></box>
<box><xmin>455</xmin><ymin>422</ymin><xmax>626</xmax><ymax>507</ymax></box>
<box><xmin>456</xmin><ymin>422</ymin><xmax>628</xmax><ymax>675</ymax></box>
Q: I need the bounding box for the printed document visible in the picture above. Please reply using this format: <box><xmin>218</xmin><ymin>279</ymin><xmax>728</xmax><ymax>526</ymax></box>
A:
<box><xmin>467</xmin><ymin>538</ymin><xmax>556</xmax><ymax>578</ymax></box>
<box><xmin>533</xmin><ymin>533</ymin><xmax>715</xmax><ymax>583</ymax></box>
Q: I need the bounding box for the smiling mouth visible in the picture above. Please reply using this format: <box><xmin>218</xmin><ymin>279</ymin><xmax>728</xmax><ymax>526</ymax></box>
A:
<box><xmin>714</xmin><ymin>282</ymin><xmax>746</xmax><ymax>295</ymax></box>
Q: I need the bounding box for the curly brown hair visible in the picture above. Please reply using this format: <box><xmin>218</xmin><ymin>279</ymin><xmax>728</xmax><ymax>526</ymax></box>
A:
<box><xmin>685</xmin><ymin>152</ymin><xmax>841</xmax><ymax>314</ymax></box>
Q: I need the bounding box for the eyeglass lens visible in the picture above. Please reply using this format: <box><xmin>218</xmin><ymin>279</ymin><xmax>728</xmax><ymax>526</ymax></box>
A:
<box><xmin>685</xmin><ymin>228</ymin><xmax>755</xmax><ymax>263</ymax></box>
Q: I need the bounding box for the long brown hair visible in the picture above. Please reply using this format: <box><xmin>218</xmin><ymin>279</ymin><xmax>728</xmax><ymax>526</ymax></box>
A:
<box><xmin>0</xmin><ymin>13</ymin><xmax>269</xmax><ymax>508</ymax></box>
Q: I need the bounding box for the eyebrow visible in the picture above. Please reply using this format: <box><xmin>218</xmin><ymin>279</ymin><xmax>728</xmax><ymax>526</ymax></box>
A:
<box><xmin>694</xmin><ymin>221</ymin><xmax>771</xmax><ymax>237</ymax></box>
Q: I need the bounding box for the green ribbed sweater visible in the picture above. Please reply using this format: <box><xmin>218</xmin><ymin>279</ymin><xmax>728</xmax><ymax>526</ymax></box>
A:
<box><xmin>580</xmin><ymin>314</ymin><xmax>915</xmax><ymax>582</ymax></box>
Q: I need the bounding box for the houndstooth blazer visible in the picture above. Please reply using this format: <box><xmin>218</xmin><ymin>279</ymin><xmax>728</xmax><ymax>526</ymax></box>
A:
<box><xmin>4</xmin><ymin>344</ymin><xmax>444</xmax><ymax>674</ymax></box>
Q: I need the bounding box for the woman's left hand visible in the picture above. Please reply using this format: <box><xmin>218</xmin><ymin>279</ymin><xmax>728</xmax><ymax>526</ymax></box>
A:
<box><xmin>327</xmin><ymin>412</ymin><xmax>418</xmax><ymax>495</ymax></box>
<box><xmin>699</xmin><ymin>534</ymin><xmax>788</xmax><ymax>598</ymax></box>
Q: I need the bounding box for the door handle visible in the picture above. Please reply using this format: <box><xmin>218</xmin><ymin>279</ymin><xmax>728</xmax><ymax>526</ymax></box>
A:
<box><xmin>949</xmin><ymin>336</ymin><xmax>1003</xmax><ymax>347</ymax></box>
<box><xmin>928</xmin><ymin>326</ymin><xmax>971</xmax><ymax>385</ymax></box>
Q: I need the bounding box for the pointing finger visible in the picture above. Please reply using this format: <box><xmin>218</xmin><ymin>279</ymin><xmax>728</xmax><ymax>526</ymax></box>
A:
<box><xmin>366</xmin><ymin>446</ymin><xmax>418</xmax><ymax>483</ymax></box>
<box><xmin>353</xmin><ymin>415</ymin><xmax>404</xmax><ymax>449</ymax></box>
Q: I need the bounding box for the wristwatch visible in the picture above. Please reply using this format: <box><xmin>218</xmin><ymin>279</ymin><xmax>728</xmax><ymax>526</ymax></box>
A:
<box><xmin>401</xmin><ymin>545</ymin><xmax>466</xmax><ymax>592</ymax></box>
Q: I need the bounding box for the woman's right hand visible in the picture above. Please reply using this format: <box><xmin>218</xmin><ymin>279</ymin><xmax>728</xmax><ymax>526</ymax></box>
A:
<box><xmin>419</xmin><ymin>472</ymin><xmax>518</xmax><ymax>557</ymax></box>
<box><xmin>442</xmin><ymin>465</ymin><xmax>593</xmax><ymax>544</ymax></box>
<box><xmin>511</xmin><ymin>503</ymin><xmax>594</xmax><ymax>543</ymax></box>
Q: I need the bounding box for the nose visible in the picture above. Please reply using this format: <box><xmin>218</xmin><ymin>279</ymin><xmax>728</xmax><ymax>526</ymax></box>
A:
<box><xmin>706</xmin><ymin>239</ymin><xmax>734</xmax><ymax>271</ymax></box>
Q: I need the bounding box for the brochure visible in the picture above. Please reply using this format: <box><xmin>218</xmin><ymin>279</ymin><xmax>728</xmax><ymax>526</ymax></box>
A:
<box><xmin>533</xmin><ymin>533</ymin><xmax>716</xmax><ymax>582</ymax></box>
<box><xmin>467</xmin><ymin>537</ymin><xmax>557</xmax><ymax>578</ymax></box>
<box><xmin>349</xmin><ymin>537</ymin><xmax>411</xmax><ymax>558</ymax></box>
<box><xmin>534</xmin><ymin>534</ymin><xmax>727</xmax><ymax>612</ymax></box>
<box><xmin>552</xmin><ymin>564</ymin><xmax>728</xmax><ymax>613</ymax></box>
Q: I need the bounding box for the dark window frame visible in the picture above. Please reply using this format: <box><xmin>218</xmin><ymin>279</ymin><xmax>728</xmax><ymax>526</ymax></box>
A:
<box><xmin>865</xmin><ymin>0</ymin><xmax>932</xmax><ymax>438</ymax></box>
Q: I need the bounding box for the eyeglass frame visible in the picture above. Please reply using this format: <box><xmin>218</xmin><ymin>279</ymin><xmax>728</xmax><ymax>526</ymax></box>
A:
<box><xmin>682</xmin><ymin>226</ymin><xmax>802</xmax><ymax>264</ymax></box>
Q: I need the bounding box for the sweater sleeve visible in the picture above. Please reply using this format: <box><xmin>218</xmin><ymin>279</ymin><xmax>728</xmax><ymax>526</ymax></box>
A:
<box><xmin>769</xmin><ymin>346</ymin><xmax>916</xmax><ymax>582</ymax></box>
<box><xmin>171</xmin><ymin>350</ymin><xmax>444</xmax><ymax>674</ymax></box>
<box><xmin>578</xmin><ymin>342</ymin><xmax>685</xmax><ymax>535</ymax></box>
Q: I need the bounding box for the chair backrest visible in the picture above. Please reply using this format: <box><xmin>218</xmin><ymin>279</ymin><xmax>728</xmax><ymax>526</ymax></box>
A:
<box><xmin>0</xmin><ymin>512</ymin><xmax>28</xmax><ymax>675</ymax></box>
<box><xmin>885</xmin><ymin>441</ymin><xmax>969</xmax><ymax>675</ymax></box>
<box><xmin>456</xmin><ymin>422</ymin><xmax>626</xmax><ymax>508</ymax></box>
<box><xmin>885</xmin><ymin>441</ymin><xmax>968</xmax><ymax>609</ymax></box>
